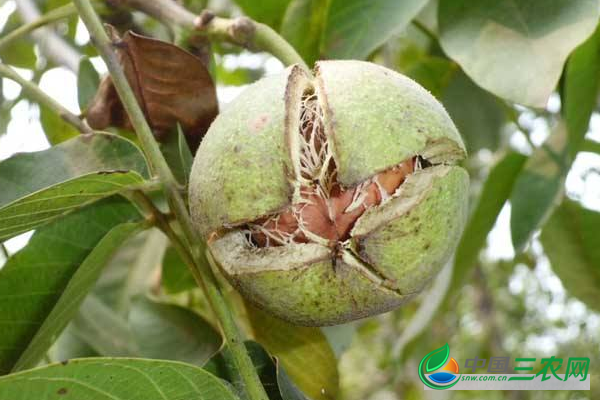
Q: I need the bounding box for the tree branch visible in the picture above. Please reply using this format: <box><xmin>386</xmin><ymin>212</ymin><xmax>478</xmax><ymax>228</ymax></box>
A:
<box><xmin>0</xmin><ymin>3</ymin><xmax>78</xmax><ymax>51</ymax></box>
<box><xmin>15</xmin><ymin>0</ymin><xmax>81</xmax><ymax>72</ymax></box>
<box><xmin>0</xmin><ymin>63</ymin><xmax>92</xmax><ymax>133</ymax></box>
<box><xmin>121</xmin><ymin>0</ymin><xmax>309</xmax><ymax>70</ymax></box>
<box><xmin>581</xmin><ymin>138</ymin><xmax>600</xmax><ymax>154</ymax></box>
<box><xmin>73</xmin><ymin>2</ymin><xmax>268</xmax><ymax>399</ymax></box>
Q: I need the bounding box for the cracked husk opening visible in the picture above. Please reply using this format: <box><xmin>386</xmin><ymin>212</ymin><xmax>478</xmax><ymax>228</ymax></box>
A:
<box><xmin>243</xmin><ymin>90</ymin><xmax>424</xmax><ymax>250</ymax></box>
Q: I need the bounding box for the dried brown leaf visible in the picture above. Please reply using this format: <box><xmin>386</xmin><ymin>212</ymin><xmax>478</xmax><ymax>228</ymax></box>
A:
<box><xmin>87</xmin><ymin>29</ymin><xmax>218</xmax><ymax>152</ymax></box>
<box><xmin>87</xmin><ymin>75</ymin><xmax>129</xmax><ymax>131</ymax></box>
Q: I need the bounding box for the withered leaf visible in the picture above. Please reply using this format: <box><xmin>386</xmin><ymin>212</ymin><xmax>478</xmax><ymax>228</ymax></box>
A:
<box><xmin>86</xmin><ymin>29</ymin><xmax>218</xmax><ymax>153</ymax></box>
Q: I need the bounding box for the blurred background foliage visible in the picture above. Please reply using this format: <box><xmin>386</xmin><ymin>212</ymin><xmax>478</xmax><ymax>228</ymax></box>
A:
<box><xmin>1</xmin><ymin>0</ymin><xmax>600</xmax><ymax>399</ymax></box>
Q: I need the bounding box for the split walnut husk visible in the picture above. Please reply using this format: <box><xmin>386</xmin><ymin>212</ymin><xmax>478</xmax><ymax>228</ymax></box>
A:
<box><xmin>189</xmin><ymin>60</ymin><xmax>469</xmax><ymax>326</ymax></box>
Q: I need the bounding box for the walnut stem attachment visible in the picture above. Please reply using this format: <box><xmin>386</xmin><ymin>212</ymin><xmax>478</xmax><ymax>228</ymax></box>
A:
<box><xmin>121</xmin><ymin>0</ymin><xmax>309</xmax><ymax>70</ymax></box>
<box><xmin>73</xmin><ymin>2</ymin><xmax>269</xmax><ymax>400</ymax></box>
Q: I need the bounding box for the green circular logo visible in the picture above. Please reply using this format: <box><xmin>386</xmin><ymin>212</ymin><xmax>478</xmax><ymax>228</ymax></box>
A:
<box><xmin>418</xmin><ymin>343</ymin><xmax>460</xmax><ymax>390</ymax></box>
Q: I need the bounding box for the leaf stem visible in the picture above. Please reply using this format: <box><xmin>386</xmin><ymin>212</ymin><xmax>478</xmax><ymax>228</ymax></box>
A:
<box><xmin>0</xmin><ymin>3</ymin><xmax>78</xmax><ymax>51</ymax></box>
<box><xmin>121</xmin><ymin>0</ymin><xmax>309</xmax><ymax>70</ymax></box>
<box><xmin>581</xmin><ymin>138</ymin><xmax>600</xmax><ymax>154</ymax></box>
<box><xmin>74</xmin><ymin>2</ymin><xmax>267</xmax><ymax>399</ymax></box>
<box><xmin>0</xmin><ymin>63</ymin><xmax>92</xmax><ymax>133</ymax></box>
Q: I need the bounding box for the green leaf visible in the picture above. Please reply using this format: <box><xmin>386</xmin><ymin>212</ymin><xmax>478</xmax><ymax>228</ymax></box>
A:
<box><xmin>0</xmin><ymin>133</ymin><xmax>148</xmax><ymax>241</ymax></box>
<box><xmin>0</xmin><ymin>132</ymin><xmax>148</xmax><ymax>208</ymax></box>
<box><xmin>510</xmin><ymin>123</ymin><xmax>569</xmax><ymax>252</ymax></box>
<box><xmin>42</xmin><ymin>0</ymin><xmax>78</xmax><ymax>41</ymax></box>
<box><xmin>0</xmin><ymin>12</ymin><xmax>36</xmax><ymax>69</ymax></box>
<box><xmin>215</xmin><ymin>64</ymin><xmax>263</xmax><ymax>86</ymax></box>
<box><xmin>70</xmin><ymin>296</ymin><xmax>137</xmax><ymax>357</ymax></box>
<box><xmin>0</xmin><ymin>171</ymin><xmax>145</xmax><ymax>242</ymax></box>
<box><xmin>233</xmin><ymin>0</ymin><xmax>292</xmax><ymax>29</ymax></box>
<box><xmin>129</xmin><ymin>296</ymin><xmax>222</xmax><ymax>365</ymax></box>
<box><xmin>0</xmin><ymin>358</ymin><xmax>238</xmax><ymax>400</ymax></box>
<box><xmin>0</xmin><ymin>197</ymin><xmax>141</xmax><ymax>374</ymax></box>
<box><xmin>322</xmin><ymin>0</ymin><xmax>428</xmax><ymax>60</ymax></box>
<box><xmin>162</xmin><ymin>245</ymin><xmax>197</xmax><ymax>294</ymax></box>
<box><xmin>402</xmin><ymin>56</ymin><xmax>457</xmax><ymax>99</ymax></box>
<box><xmin>160</xmin><ymin>126</ymin><xmax>194</xmax><ymax>185</ymax></box>
<box><xmin>178</xmin><ymin>124</ymin><xmax>194</xmax><ymax>183</ymax></box>
<box><xmin>280</xmin><ymin>0</ymin><xmax>330</xmax><ymax>66</ymax></box>
<box><xmin>0</xmin><ymin>40</ymin><xmax>36</xmax><ymax>69</ymax></box>
<box><xmin>39</xmin><ymin>104</ymin><xmax>79</xmax><ymax>145</ymax></box>
<box><xmin>321</xmin><ymin>324</ymin><xmax>356</xmax><ymax>359</ymax></box>
<box><xmin>94</xmin><ymin>229</ymin><xmax>167</xmax><ymax>312</ymax></box>
<box><xmin>563</xmin><ymin>25</ymin><xmax>600</xmax><ymax>153</ymax></box>
<box><xmin>246</xmin><ymin>304</ymin><xmax>339</xmax><ymax>400</ymax></box>
<box><xmin>77</xmin><ymin>58</ymin><xmax>100</xmax><ymax>111</ymax></box>
<box><xmin>438</xmin><ymin>0</ymin><xmax>599</xmax><ymax>107</ymax></box>
<box><xmin>425</xmin><ymin>343</ymin><xmax>450</xmax><ymax>372</ymax></box>
<box><xmin>13</xmin><ymin>222</ymin><xmax>142</xmax><ymax>371</ymax></box>
<box><xmin>205</xmin><ymin>341</ymin><xmax>308</xmax><ymax>400</ymax></box>
<box><xmin>540</xmin><ymin>200</ymin><xmax>600</xmax><ymax>311</ymax></box>
<box><xmin>387</xmin><ymin>32</ymin><xmax>457</xmax><ymax>97</ymax></box>
<box><xmin>205</xmin><ymin>341</ymin><xmax>280</xmax><ymax>400</ymax></box>
<box><xmin>453</xmin><ymin>151</ymin><xmax>527</xmax><ymax>285</ymax></box>
<box><xmin>276</xmin><ymin>363</ymin><xmax>309</xmax><ymax>400</ymax></box>
<box><xmin>442</xmin><ymin>72</ymin><xmax>506</xmax><ymax>152</ymax></box>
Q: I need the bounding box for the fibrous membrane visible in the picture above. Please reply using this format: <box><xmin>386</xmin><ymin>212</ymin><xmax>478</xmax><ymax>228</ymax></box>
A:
<box><xmin>244</xmin><ymin>91</ymin><xmax>422</xmax><ymax>249</ymax></box>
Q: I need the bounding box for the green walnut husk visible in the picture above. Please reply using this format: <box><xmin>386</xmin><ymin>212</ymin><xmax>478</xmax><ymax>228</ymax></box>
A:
<box><xmin>189</xmin><ymin>60</ymin><xmax>469</xmax><ymax>326</ymax></box>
